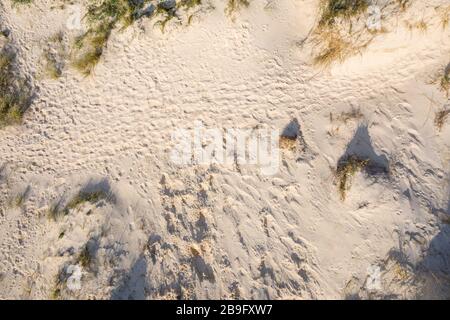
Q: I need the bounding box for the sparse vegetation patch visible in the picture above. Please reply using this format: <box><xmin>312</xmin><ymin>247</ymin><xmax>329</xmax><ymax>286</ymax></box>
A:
<box><xmin>335</xmin><ymin>155</ymin><xmax>369</xmax><ymax>200</ymax></box>
<box><xmin>0</xmin><ymin>45</ymin><xmax>33</xmax><ymax>127</ymax></box>
<box><xmin>11</xmin><ymin>0</ymin><xmax>33</xmax><ymax>5</ymax></box>
<box><xmin>440</xmin><ymin>65</ymin><xmax>450</xmax><ymax>95</ymax></box>
<box><xmin>72</xmin><ymin>0</ymin><xmax>146</xmax><ymax>75</ymax></box>
<box><xmin>435</xmin><ymin>108</ymin><xmax>450</xmax><ymax>131</ymax></box>
<box><xmin>226</xmin><ymin>0</ymin><xmax>250</xmax><ymax>16</ymax></box>
<box><xmin>309</xmin><ymin>0</ymin><xmax>410</xmax><ymax>67</ymax></box>
<box><xmin>48</xmin><ymin>189</ymin><xmax>109</xmax><ymax>221</ymax></box>
<box><xmin>65</xmin><ymin>190</ymin><xmax>108</xmax><ymax>211</ymax></box>
<box><xmin>318</xmin><ymin>0</ymin><xmax>368</xmax><ymax>27</ymax></box>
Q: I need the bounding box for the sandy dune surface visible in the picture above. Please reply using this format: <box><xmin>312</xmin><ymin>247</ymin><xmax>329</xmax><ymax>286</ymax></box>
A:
<box><xmin>0</xmin><ymin>0</ymin><xmax>449</xmax><ymax>299</ymax></box>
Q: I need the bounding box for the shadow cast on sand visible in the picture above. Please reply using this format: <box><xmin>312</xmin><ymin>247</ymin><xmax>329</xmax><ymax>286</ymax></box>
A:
<box><xmin>111</xmin><ymin>254</ymin><xmax>148</xmax><ymax>300</ymax></box>
<box><xmin>418</xmin><ymin>222</ymin><xmax>450</xmax><ymax>299</ymax></box>
<box><xmin>338</xmin><ymin>124</ymin><xmax>390</xmax><ymax>176</ymax></box>
<box><xmin>79</xmin><ymin>178</ymin><xmax>115</xmax><ymax>203</ymax></box>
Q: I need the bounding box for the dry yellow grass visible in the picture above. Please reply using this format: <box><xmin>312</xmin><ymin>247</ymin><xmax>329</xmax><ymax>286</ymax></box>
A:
<box><xmin>435</xmin><ymin>109</ymin><xmax>450</xmax><ymax>131</ymax></box>
<box><xmin>310</xmin><ymin>0</ymin><xmax>376</xmax><ymax>67</ymax></box>
<box><xmin>437</xmin><ymin>5</ymin><xmax>450</xmax><ymax>29</ymax></box>
<box><xmin>335</xmin><ymin>155</ymin><xmax>369</xmax><ymax>200</ymax></box>
<box><xmin>226</xmin><ymin>0</ymin><xmax>250</xmax><ymax>16</ymax></box>
<box><xmin>279</xmin><ymin>135</ymin><xmax>298</xmax><ymax>151</ymax></box>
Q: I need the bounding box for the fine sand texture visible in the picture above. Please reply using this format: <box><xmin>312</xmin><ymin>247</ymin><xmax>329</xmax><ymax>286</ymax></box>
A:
<box><xmin>0</xmin><ymin>0</ymin><xmax>449</xmax><ymax>299</ymax></box>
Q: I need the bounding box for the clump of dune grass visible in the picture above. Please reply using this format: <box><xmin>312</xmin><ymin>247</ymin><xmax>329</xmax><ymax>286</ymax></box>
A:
<box><xmin>0</xmin><ymin>47</ymin><xmax>33</xmax><ymax>128</ymax></box>
<box><xmin>405</xmin><ymin>19</ymin><xmax>428</xmax><ymax>33</ymax></box>
<box><xmin>435</xmin><ymin>109</ymin><xmax>450</xmax><ymax>131</ymax></box>
<box><xmin>47</xmin><ymin>202</ymin><xmax>64</xmax><ymax>221</ymax></box>
<box><xmin>335</xmin><ymin>155</ymin><xmax>369</xmax><ymax>200</ymax></box>
<box><xmin>77</xmin><ymin>245</ymin><xmax>93</xmax><ymax>269</ymax></box>
<box><xmin>73</xmin><ymin>0</ymin><xmax>207</xmax><ymax>70</ymax></box>
<box><xmin>44</xmin><ymin>51</ymin><xmax>63</xmax><ymax>79</ymax></box>
<box><xmin>48</xmin><ymin>189</ymin><xmax>108</xmax><ymax>221</ymax></box>
<box><xmin>313</xmin><ymin>31</ymin><xmax>352</xmax><ymax>66</ymax></box>
<box><xmin>396</xmin><ymin>0</ymin><xmax>410</xmax><ymax>11</ymax></box>
<box><xmin>72</xmin><ymin>0</ymin><xmax>145</xmax><ymax>75</ymax></box>
<box><xmin>311</xmin><ymin>0</ymin><xmax>373</xmax><ymax>67</ymax></box>
<box><xmin>12</xmin><ymin>194</ymin><xmax>25</xmax><ymax>207</ymax></box>
<box><xmin>65</xmin><ymin>190</ymin><xmax>108</xmax><ymax>212</ymax></box>
<box><xmin>9</xmin><ymin>187</ymin><xmax>30</xmax><ymax>207</ymax></box>
<box><xmin>11</xmin><ymin>0</ymin><xmax>33</xmax><ymax>4</ymax></box>
<box><xmin>332</xmin><ymin>107</ymin><xmax>364</xmax><ymax>124</ymax></box>
<box><xmin>51</xmin><ymin>264</ymin><xmax>69</xmax><ymax>300</ymax></box>
<box><xmin>0</xmin><ymin>51</ymin><xmax>21</xmax><ymax>126</ymax></box>
<box><xmin>440</xmin><ymin>65</ymin><xmax>450</xmax><ymax>95</ymax></box>
<box><xmin>154</xmin><ymin>0</ymin><xmax>205</xmax><ymax>31</ymax></box>
<box><xmin>180</xmin><ymin>0</ymin><xmax>202</xmax><ymax>9</ymax></box>
<box><xmin>437</xmin><ymin>5</ymin><xmax>450</xmax><ymax>29</ymax></box>
<box><xmin>431</xmin><ymin>63</ymin><xmax>450</xmax><ymax>97</ymax></box>
<box><xmin>310</xmin><ymin>0</ymin><xmax>410</xmax><ymax>67</ymax></box>
<box><xmin>318</xmin><ymin>0</ymin><xmax>368</xmax><ymax>27</ymax></box>
<box><xmin>226</xmin><ymin>0</ymin><xmax>250</xmax><ymax>16</ymax></box>
<box><xmin>154</xmin><ymin>7</ymin><xmax>177</xmax><ymax>32</ymax></box>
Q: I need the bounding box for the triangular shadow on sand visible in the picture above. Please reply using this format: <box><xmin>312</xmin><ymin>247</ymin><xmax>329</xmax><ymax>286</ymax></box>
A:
<box><xmin>338</xmin><ymin>124</ymin><xmax>390</xmax><ymax>177</ymax></box>
<box><xmin>111</xmin><ymin>254</ymin><xmax>148</xmax><ymax>300</ymax></box>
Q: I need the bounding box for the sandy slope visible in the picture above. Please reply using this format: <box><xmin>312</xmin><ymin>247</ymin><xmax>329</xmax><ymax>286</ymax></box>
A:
<box><xmin>0</xmin><ymin>0</ymin><xmax>449</xmax><ymax>299</ymax></box>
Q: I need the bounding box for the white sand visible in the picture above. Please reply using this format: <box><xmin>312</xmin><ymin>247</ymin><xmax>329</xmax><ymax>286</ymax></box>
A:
<box><xmin>0</xmin><ymin>0</ymin><xmax>449</xmax><ymax>299</ymax></box>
